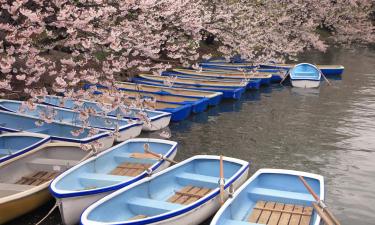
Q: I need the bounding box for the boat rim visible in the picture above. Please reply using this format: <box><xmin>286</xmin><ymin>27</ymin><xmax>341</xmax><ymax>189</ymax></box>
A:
<box><xmin>80</xmin><ymin>155</ymin><xmax>250</xmax><ymax>225</ymax></box>
<box><xmin>50</xmin><ymin>138</ymin><xmax>178</xmax><ymax>198</ymax></box>
<box><xmin>210</xmin><ymin>168</ymin><xmax>324</xmax><ymax>225</ymax></box>
<box><xmin>0</xmin><ymin>132</ymin><xmax>51</xmax><ymax>163</ymax></box>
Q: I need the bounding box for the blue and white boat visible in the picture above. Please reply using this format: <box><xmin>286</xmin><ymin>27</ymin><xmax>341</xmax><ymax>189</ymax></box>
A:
<box><xmin>0</xmin><ymin>132</ymin><xmax>50</xmax><ymax>163</ymax></box>
<box><xmin>41</xmin><ymin>95</ymin><xmax>171</xmax><ymax>131</ymax></box>
<box><xmin>135</xmin><ymin>75</ymin><xmax>246</xmax><ymax>100</ymax></box>
<box><xmin>210</xmin><ymin>169</ymin><xmax>324</xmax><ymax>225</ymax></box>
<box><xmin>0</xmin><ymin>100</ymin><xmax>143</xmax><ymax>142</ymax></box>
<box><xmin>115</xmin><ymin>81</ymin><xmax>223</xmax><ymax>107</ymax></box>
<box><xmin>260</xmin><ymin>63</ymin><xmax>344</xmax><ymax>76</ymax></box>
<box><xmin>289</xmin><ymin>63</ymin><xmax>322</xmax><ymax>88</ymax></box>
<box><xmin>0</xmin><ymin>110</ymin><xmax>114</xmax><ymax>151</ymax></box>
<box><xmin>80</xmin><ymin>155</ymin><xmax>249</xmax><ymax>225</ymax></box>
<box><xmin>199</xmin><ymin>62</ymin><xmax>255</xmax><ymax>71</ymax></box>
<box><xmin>50</xmin><ymin>138</ymin><xmax>178</xmax><ymax>225</ymax></box>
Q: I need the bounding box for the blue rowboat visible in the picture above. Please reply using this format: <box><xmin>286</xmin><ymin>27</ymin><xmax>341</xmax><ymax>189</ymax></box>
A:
<box><xmin>289</xmin><ymin>63</ymin><xmax>322</xmax><ymax>88</ymax></box>
<box><xmin>41</xmin><ymin>95</ymin><xmax>172</xmax><ymax>131</ymax></box>
<box><xmin>0</xmin><ymin>110</ymin><xmax>114</xmax><ymax>151</ymax></box>
<box><xmin>50</xmin><ymin>138</ymin><xmax>178</xmax><ymax>225</ymax></box>
<box><xmin>80</xmin><ymin>155</ymin><xmax>249</xmax><ymax>225</ymax></box>
<box><xmin>136</xmin><ymin>75</ymin><xmax>246</xmax><ymax>99</ymax></box>
<box><xmin>0</xmin><ymin>100</ymin><xmax>143</xmax><ymax>142</ymax></box>
<box><xmin>115</xmin><ymin>82</ymin><xmax>223</xmax><ymax>107</ymax></box>
<box><xmin>163</xmin><ymin>70</ymin><xmax>264</xmax><ymax>89</ymax></box>
<box><xmin>210</xmin><ymin>169</ymin><xmax>324</xmax><ymax>225</ymax></box>
<box><xmin>0</xmin><ymin>132</ymin><xmax>50</xmax><ymax>163</ymax></box>
<box><xmin>260</xmin><ymin>63</ymin><xmax>344</xmax><ymax>76</ymax></box>
<box><xmin>133</xmin><ymin>78</ymin><xmax>244</xmax><ymax>100</ymax></box>
<box><xmin>199</xmin><ymin>62</ymin><xmax>255</xmax><ymax>71</ymax></box>
<box><xmin>0</xmin><ymin>142</ymin><xmax>91</xmax><ymax>224</ymax></box>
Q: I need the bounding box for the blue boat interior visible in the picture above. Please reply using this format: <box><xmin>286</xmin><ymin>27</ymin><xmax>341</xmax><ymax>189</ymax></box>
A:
<box><xmin>0</xmin><ymin>111</ymin><xmax>104</xmax><ymax>140</ymax></box>
<box><xmin>0</xmin><ymin>100</ymin><xmax>131</xmax><ymax>131</ymax></box>
<box><xmin>290</xmin><ymin>64</ymin><xmax>321</xmax><ymax>80</ymax></box>
<box><xmin>215</xmin><ymin>172</ymin><xmax>320</xmax><ymax>225</ymax></box>
<box><xmin>54</xmin><ymin>141</ymin><xmax>174</xmax><ymax>192</ymax></box>
<box><xmin>0</xmin><ymin>136</ymin><xmax>44</xmax><ymax>159</ymax></box>
<box><xmin>85</xmin><ymin>158</ymin><xmax>243</xmax><ymax>223</ymax></box>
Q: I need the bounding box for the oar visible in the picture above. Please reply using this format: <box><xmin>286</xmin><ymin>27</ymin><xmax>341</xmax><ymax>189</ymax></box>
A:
<box><xmin>219</xmin><ymin>155</ymin><xmax>225</xmax><ymax>205</ymax></box>
<box><xmin>143</xmin><ymin>143</ymin><xmax>178</xmax><ymax>165</ymax></box>
<box><xmin>299</xmin><ymin>176</ymin><xmax>341</xmax><ymax>225</ymax></box>
<box><xmin>314</xmin><ymin>64</ymin><xmax>332</xmax><ymax>86</ymax></box>
<box><xmin>279</xmin><ymin>72</ymin><xmax>290</xmax><ymax>85</ymax></box>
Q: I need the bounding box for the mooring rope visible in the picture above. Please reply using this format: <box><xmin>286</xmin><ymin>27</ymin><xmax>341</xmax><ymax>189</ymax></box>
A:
<box><xmin>35</xmin><ymin>202</ymin><xmax>58</xmax><ymax>225</ymax></box>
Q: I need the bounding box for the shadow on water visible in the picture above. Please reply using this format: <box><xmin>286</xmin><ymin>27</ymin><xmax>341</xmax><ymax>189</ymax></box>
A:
<box><xmin>9</xmin><ymin>46</ymin><xmax>375</xmax><ymax>225</ymax></box>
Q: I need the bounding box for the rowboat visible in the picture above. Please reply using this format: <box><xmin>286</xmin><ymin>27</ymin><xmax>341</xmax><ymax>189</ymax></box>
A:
<box><xmin>0</xmin><ymin>110</ymin><xmax>114</xmax><ymax>151</ymax></box>
<box><xmin>170</xmin><ymin>69</ymin><xmax>274</xmax><ymax>87</ymax></box>
<box><xmin>133</xmin><ymin>78</ymin><xmax>244</xmax><ymax>100</ymax></box>
<box><xmin>199</xmin><ymin>62</ymin><xmax>255</xmax><ymax>70</ymax></box>
<box><xmin>50</xmin><ymin>138</ymin><xmax>178</xmax><ymax>225</ymax></box>
<box><xmin>260</xmin><ymin>63</ymin><xmax>344</xmax><ymax>76</ymax></box>
<box><xmin>0</xmin><ymin>132</ymin><xmax>50</xmax><ymax>164</ymax></box>
<box><xmin>110</xmin><ymin>86</ymin><xmax>209</xmax><ymax>114</ymax></box>
<box><xmin>200</xmin><ymin>68</ymin><xmax>285</xmax><ymax>83</ymax></box>
<box><xmin>210</xmin><ymin>169</ymin><xmax>324</xmax><ymax>225</ymax></box>
<box><xmin>41</xmin><ymin>95</ymin><xmax>172</xmax><ymax>131</ymax></box>
<box><xmin>289</xmin><ymin>63</ymin><xmax>322</xmax><ymax>88</ymax></box>
<box><xmin>0</xmin><ymin>100</ymin><xmax>143</xmax><ymax>142</ymax></box>
<box><xmin>115</xmin><ymin>81</ymin><xmax>223</xmax><ymax>106</ymax></box>
<box><xmin>80</xmin><ymin>155</ymin><xmax>250</xmax><ymax>225</ymax></box>
<box><xmin>0</xmin><ymin>142</ymin><xmax>90</xmax><ymax>224</ymax></box>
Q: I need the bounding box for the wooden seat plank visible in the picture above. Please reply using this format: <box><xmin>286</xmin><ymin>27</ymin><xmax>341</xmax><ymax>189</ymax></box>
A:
<box><xmin>174</xmin><ymin>186</ymin><xmax>194</xmax><ymax>204</ymax></box>
<box><xmin>182</xmin><ymin>186</ymin><xmax>203</xmax><ymax>205</ymax></box>
<box><xmin>267</xmin><ymin>202</ymin><xmax>285</xmax><ymax>225</ymax></box>
<box><xmin>257</xmin><ymin>202</ymin><xmax>276</xmax><ymax>224</ymax></box>
<box><xmin>299</xmin><ymin>207</ymin><xmax>313</xmax><ymax>225</ymax></box>
<box><xmin>184</xmin><ymin>187</ymin><xmax>211</xmax><ymax>205</ymax></box>
<box><xmin>15</xmin><ymin>171</ymin><xmax>59</xmax><ymax>186</ymax></box>
<box><xmin>288</xmin><ymin>205</ymin><xmax>303</xmax><ymax>225</ymax></box>
<box><xmin>248</xmin><ymin>201</ymin><xmax>266</xmax><ymax>223</ymax></box>
<box><xmin>277</xmin><ymin>204</ymin><xmax>294</xmax><ymax>225</ymax></box>
<box><xmin>110</xmin><ymin>162</ymin><xmax>151</xmax><ymax>177</ymax></box>
<box><xmin>129</xmin><ymin>215</ymin><xmax>147</xmax><ymax>221</ymax></box>
<box><xmin>168</xmin><ymin>186</ymin><xmax>192</xmax><ymax>203</ymax></box>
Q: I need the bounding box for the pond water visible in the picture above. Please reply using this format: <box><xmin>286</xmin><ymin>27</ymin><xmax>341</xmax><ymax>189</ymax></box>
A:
<box><xmin>10</xmin><ymin>46</ymin><xmax>375</xmax><ymax>225</ymax></box>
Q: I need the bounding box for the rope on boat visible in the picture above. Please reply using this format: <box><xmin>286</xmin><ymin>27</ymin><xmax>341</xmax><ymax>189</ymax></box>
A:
<box><xmin>34</xmin><ymin>202</ymin><xmax>58</xmax><ymax>225</ymax></box>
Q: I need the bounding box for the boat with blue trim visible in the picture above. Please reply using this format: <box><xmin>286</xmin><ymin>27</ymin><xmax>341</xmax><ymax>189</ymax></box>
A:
<box><xmin>50</xmin><ymin>138</ymin><xmax>178</xmax><ymax>225</ymax></box>
<box><xmin>0</xmin><ymin>100</ymin><xmax>143</xmax><ymax>142</ymax></box>
<box><xmin>210</xmin><ymin>168</ymin><xmax>324</xmax><ymax>225</ymax></box>
<box><xmin>0</xmin><ymin>142</ymin><xmax>90</xmax><ymax>224</ymax></box>
<box><xmin>80</xmin><ymin>155</ymin><xmax>249</xmax><ymax>225</ymax></box>
<box><xmin>289</xmin><ymin>63</ymin><xmax>322</xmax><ymax>88</ymax></box>
<box><xmin>0</xmin><ymin>132</ymin><xmax>50</xmax><ymax>164</ymax></box>
<box><xmin>0</xmin><ymin>110</ymin><xmax>114</xmax><ymax>151</ymax></box>
<box><xmin>199</xmin><ymin>62</ymin><xmax>255</xmax><ymax>70</ymax></box>
<box><xmin>115</xmin><ymin>81</ymin><xmax>223</xmax><ymax>106</ymax></box>
<box><xmin>41</xmin><ymin>95</ymin><xmax>172</xmax><ymax>131</ymax></box>
<box><xmin>133</xmin><ymin>78</ymin><xmax>244</xmax><ymax>100</ymax></box>
<box><xmin>260</xmin><ymin>63</ymin><xmax>344</xmax><ymax>76</ymax></box>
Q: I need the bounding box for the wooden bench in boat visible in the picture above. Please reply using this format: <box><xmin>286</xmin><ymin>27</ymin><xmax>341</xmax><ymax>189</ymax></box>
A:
<box><xmin>168</xmin><ymin>186</ymin><xmax>212</xmax><ymax>205</ymax></box>
<box><xmin>110</xmin><ymin>162</ymin><xmax>152</xmax><ymax>177</ymax></box>
<box><xmin>15</xmin><ymin>171</ymin><xmax>59</xmax><ymax>186</ymax></box>
<box><xmin>250</xmin><ymin>188</ymin><xmax>313</xmax><ymax>202</ymax></box>
<box><xmin>248</xmin><ymin>201</ymin><xmax>313</xmax><ymax>225</ymax></box>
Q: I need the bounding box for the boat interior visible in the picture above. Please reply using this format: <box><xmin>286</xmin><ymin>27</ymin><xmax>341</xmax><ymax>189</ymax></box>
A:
<box><xmin>0</xmin><ymin>145</ymin><xmax>86</xmax><ymax>198</ymax></box>
<box><xmin>0</xmin><ymin>135</ymin><xmax>45</xmax><ymax>158</ymax></box>
<box><xmin>86</xmin><ymin>158</ymin><xmax>243</xmax><ymax>223</ymax></box>
<box><xmin>54</xmin><ymin>141</ymin><xmax>174</xmax><ymax>192</ymax></box>
<box><xmin>218</xmin><ymin>173</ymin><xmax>320</xmax><ymax>225</ymax></box>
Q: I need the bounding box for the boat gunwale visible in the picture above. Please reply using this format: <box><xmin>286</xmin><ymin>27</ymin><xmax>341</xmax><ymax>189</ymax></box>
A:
<box><xmin>210</xmin><ymin>168</ymin><xmax>324</xmax><ymax>225</ymax></box>
<box><xmin>80</xmin><ymin>155</ymin><xmax>250</xmax><ymax>225</ymax></box>
<box><xmin>50</xmin><ymin>138</ymin><xmax>178</xmax><ymax>199</ymax></box>
<box><xmin>0</xmin><ymin>132</ymin><xmax>51</xmax><ymax>164</ymax></box>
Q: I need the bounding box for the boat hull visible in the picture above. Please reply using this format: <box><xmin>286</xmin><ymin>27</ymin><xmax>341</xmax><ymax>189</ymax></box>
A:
<box><xmin>142</xmin><ymin>114</ymin><xmax>171</xmax><ymax>131</ymax></box>
<box><xmin>0</xmin><ymin>183</ymin><xmax>50</xmax><ymax>224</ymax></box>
<box><xmin>116</xmin><ymin>124</ymin><xmax>143</xmax><ymax>142</ymax></box>
<box><xmin>291</xmin><ymin>79</ymin><xmax>320</xmax><ymax>88</ymax></box>
<box><xmin>56</xmin><ymin>149</ymin><xmax>177</xmax><ymax>225</ymax></box>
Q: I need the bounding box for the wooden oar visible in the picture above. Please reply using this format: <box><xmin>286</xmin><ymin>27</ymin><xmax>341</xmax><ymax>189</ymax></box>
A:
<box><xmin>143</xmin><ymin>143</ymin><xmax>178</xmax><ymax>164</ymax></box>
<box><xmin>219</xmin><ymin>155</ymin><xmax>225</xmax><ymax>205</ymax></box>
<box><xmin>314</xmin><ymin>64</ymin><xmax>332</xmax><ymax>86</ymax></box>
<box><xmin>279</xmin><ymin>72</ymin><xmax>290</xmax><ymax>84</ymax></box>
<box><xmin>299</xmin><ymin>176</ymin><xmax>341</xmax><ymax>225</ymax></box>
